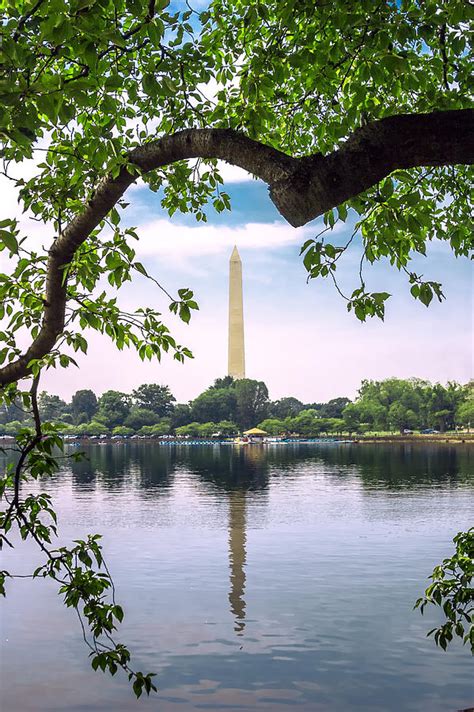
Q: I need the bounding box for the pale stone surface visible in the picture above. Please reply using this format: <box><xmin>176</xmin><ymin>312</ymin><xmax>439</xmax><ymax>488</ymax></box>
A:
<box><xmin>228</xmin><ymin>246</ymin><xmax>245</xmax><ymax>379</ymax></box>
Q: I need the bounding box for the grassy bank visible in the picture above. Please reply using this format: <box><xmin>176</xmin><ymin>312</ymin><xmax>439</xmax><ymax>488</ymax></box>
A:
<box><xmin>354</xmin><ymin>432</ymin><xmax>474</xmax><ymax>444</ymax></box>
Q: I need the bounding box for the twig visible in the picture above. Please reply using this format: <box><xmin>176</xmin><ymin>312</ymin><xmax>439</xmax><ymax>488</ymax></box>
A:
<box><xmin>13</xmin><ymin>0</ymin><xmax>46</xmax><ymax>41</ymax></box>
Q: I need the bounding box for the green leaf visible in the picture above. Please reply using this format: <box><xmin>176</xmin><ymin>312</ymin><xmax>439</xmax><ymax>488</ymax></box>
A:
<box><xmin>0</xmin><ymin>231</ymin><xmax>18</xmax><ymax>254</ymax></box>
<box><xmin>142</xmin><ymin>74</ymin><xmax>158</xmax><ymax>96</ymax></box>
<box><xmin>163</xmin><ymin>76</ymin><xmax>178</xmax><ymax>93</ymax></box>
<box><xmin>134</xmin><ymin>262</ymin><xmax>148</xmax><ymax>277</ymax></box>
<box><xmin>179</xmin><ymin>304</ymin><xmax>191</xmax><ymax>324</ymax></box>
<box><xmin>419</xmin><ymin>284</ymin><xmax>433</xmax><ymax>307</ymax></box>
<box><xmin>133</xmin><ymin>679</ymin><xmax>143</xmax><ymax>698</ymax></box>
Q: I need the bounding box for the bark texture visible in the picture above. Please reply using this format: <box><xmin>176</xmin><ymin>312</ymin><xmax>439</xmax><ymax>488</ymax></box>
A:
<box><xmin>270</xmin><ymin>110</ymin><xmax>474</xmax><ymax>226</ymax></box>
<box><xmin>0</xmin><ymin>108</ymin><xmax>472</xmax><ymax>386</ymax></box>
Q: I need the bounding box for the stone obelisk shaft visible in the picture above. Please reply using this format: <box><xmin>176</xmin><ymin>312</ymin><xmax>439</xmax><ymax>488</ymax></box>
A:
<box><xmin>228</xmin><ymin>246</ymin><xmax>245</xmax><ymax>379</ymax></box>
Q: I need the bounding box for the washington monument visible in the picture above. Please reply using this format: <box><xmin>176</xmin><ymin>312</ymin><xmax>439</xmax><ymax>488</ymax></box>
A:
<box><xmin>228</xmin><ymin>246</ymin><xmax>245</xmax><ymax>379</ymax></box>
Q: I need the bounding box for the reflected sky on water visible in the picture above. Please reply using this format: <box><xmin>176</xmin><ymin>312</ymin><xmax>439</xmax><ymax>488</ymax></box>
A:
<box><xmin>1</xmin><ymin>443</ymin><xmax>473</xmax><ymax>711</ymax></box>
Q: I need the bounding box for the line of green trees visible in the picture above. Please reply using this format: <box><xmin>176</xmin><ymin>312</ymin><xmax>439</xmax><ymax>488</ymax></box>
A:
<box><xmin>342</xmin><ymin>378</ymin><xmax>473</xmax><ymax>434</ymax></box>
<box><xmin>262</xmin><ymin>378</ymin><xmax>473</xmax><ymax>436</ymax></box>
<box><xmin>0</xmin><ymin>377</ymin><xmax>472</xmax><ymax>438</ymax></box>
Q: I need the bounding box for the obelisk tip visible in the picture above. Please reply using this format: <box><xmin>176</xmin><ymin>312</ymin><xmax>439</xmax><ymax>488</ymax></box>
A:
<box><xmin>230</xmin><ymin>245</ymin><xmax>241</xmax><ymax>262</ymax></box>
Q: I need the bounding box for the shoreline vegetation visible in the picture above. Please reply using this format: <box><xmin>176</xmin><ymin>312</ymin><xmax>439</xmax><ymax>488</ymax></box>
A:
<box><xmin>1</xmin><ymin>376</ymin><xmax>472</xmax><ymax>441</ymax></box>
<box><xmin>1</xmin><ymin>433</ymin><xmax>471</xmax><ymax>446</ymax></box>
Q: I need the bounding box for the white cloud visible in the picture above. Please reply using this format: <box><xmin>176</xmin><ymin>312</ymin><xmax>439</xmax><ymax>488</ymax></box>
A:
<box><xmin>135</xmin><ymin>218</ymin><xmax>312</xmax><ymax>262</ymax></box>
<box><xmin>124</xmin><ymin>158</ymin><xmax>255</xmax><ymax>198</ymax></box>
<box><xmin>0</xmin><ymin>162</ymin><xmax>307</xmax><ymax>277</ymax></box>
<box><xmin>215</xmin><ymin>160</ymin><xmax>254</xmax><ymax>183</ymax></box>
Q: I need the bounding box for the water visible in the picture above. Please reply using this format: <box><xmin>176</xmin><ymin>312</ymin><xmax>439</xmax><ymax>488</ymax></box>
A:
<box><xmin>1</xmin><ymin>443</ymin><xmax>473</xmax><ymax>711</ymax></box>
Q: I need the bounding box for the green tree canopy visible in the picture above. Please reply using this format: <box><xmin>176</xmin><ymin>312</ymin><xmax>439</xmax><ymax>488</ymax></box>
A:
<box><xmin>215</xmin><ymin>420</ymin><xmax>239</xmax><ymax>436</ymax></box>
<box><xmin>210</xmin><ymin>376</ymin><xmax>235</xmax><ymax>390</ymax></box>
<box><xmin>2</xmin><ymin>419</ymin><xmax>26</xmax><ymax>436</ymax></box>
<box><xmin>428</xmin><ymin>382</ymin><xmax>463</xmax><ymax>432</ymax></box>
<box><xmin>190</xmin><ymin>387</ymin><xmax>237</xmax><ymax>423</ymax></box>
<box><xmin>258</xmin><ymin>418</ymin><xmax>286</xmax><ymax>435</ymax></box>
<box><xmin>388</xmin><ymin>402</ymin><xmax>419</xmax><ymax>433</ymax></box>
<box><xmin>456</xmin><ymin>385</ymin><xmax>474</xmax><ymax>429</ymax></box>
<box><xmin>112</xmin><ymin>425</ymin><xmax>134</xmax><ymax>436</ymax></box>
<box><xmin>342</xmin><ymin>402</ymin><xmax>362</xmax><ymax>434</ymax></box>
<box><xmin>38</xmin><ymin>391</ymin><xmax>69</xmax><ymax>421</ymax></box>
<box><xmin>76</xmin><ymin>420</ymin><xmax>108</xmax><ymax>436</ymax></box>
<box><xmin>270</xmin><ymin>397</ymin><xmax>304</xmax><ymax>419</ymax></box>
<box><xmin>144</xmin><ymin>419</ymin><xmax>172</xmax><ymax>436</ymax></box>
<box><xmin>131</xmin><ymin>384</ymin><xmax>176</xmax><ymax>416</ymax></box>
<box><xmin>175</xmin><ymin>422</ymin><xmax>202</xmax><ymax>437</ymax></box>
<box><xmin>96</xmin><ymin>390</ymin><xmax>132</xmax><ymax>429</ymax></box>
<box><xmin>0</xmin><ymin>0</ymin><xmax>473</xmax><ymax>697</ymax></box>
<box><xmin>318</xmin><ymin>397</ymin><xmax>352</xmax><ymax>419</ymax></box>
<box><xmin>342</xmin><ymin>377</ymin><xmax>466</xmax><ymax>432</ymax></box>
<box><xmin>0</xmin><ymin>397</ymin><xmax>28</xmax><ymax>424</ymax></box>
<box><xmin>71</xmin><ymin>389</ymin><xmax>98</xmax><ymax>422</ymax></box>
<box><xmin>234</xmin><ymin>378</ymin><xmax>269</xmax><ymax>429</ymax></box>
<box><xmin>170</xmin><ymin>403</ymin><xmax>192</xmax><ymax>429</ymax></box>
<box><xmin>124</xmin><ymin>407</ymin><xmax>160</xmax><ymax>430</ymax></box>
<box><xmin>287</xmin><ymin>409</ymin><xmax>322</xmax><ymax>437</ymax></box>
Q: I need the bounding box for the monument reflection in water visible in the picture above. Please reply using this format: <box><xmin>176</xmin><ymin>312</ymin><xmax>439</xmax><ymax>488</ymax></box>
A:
<box><xmin>228</xmin><ymin>489</ymin><xmax>247</xmax><ymax>635</ymax></box>
<box><xmin>196</xmin><ymin>444</ymin><xmax>269</xmax><ymax>637</ymax></box>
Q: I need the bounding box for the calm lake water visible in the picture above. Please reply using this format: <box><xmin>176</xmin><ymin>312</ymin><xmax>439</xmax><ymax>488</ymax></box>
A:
<box><xmin>1</xmin><ymin>443</ymin><xmax>473</xmax><ymax>711</ymax></box>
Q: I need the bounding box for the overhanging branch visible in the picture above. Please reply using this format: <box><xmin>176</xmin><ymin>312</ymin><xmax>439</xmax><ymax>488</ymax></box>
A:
<box><xmin>270</xmin><ymin>109</ymin><xmax>474</xmax><ymax>226</ymax></box>
<box><xmin>0</xmin><ymin>108</ymin><xmax>472</xmax><ymax>386</ymax></box>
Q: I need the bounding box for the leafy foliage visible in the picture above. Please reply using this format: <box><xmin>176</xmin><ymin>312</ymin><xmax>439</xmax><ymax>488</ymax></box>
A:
<box><xmin>175</xmin><ymin>420</ymin><xmax>238</xmax><ymax>437</ymax></box>
<box><xmin>210</xmin><ymin>0</ymin><xmax>473</xmax><ymax>320</ymax></box>
<box><xmin>71</xmin><ymin>389</ymin><xmax>98</xmax><ymax>422</ymax></box>
<box><xmin>269</xmin><ymin>397</ymin><xmax>304</xmax><ymax>419</ymax></box>
<box><xmin>96</xmin><ymin>390</ymin><xmax>132</xmax><ymax>429</ymax></box>
<box><xmin>258</xmin><ymin>413</ymin><xmax>345</xmax><ymax>437</ymax></box>
<box><xmin>1</xmin><ymin>377</ymin><xmax>472</xmax><ymax>438</ymax></box>
<box><xmin>132</xmin><ymin>383</ymin><xmax>176</xmax><ymax>416</ymax></box>
<box><xmin>0</xmin><ymin>380</ymin><xmax>157</xmax><ymax>697</ymax></box>
<box><xmin>341</xmin><ymin>378</ymin><xmax>468</xmax><ymax>434</ymax></box>
<box><xmin>457</xmin><ymin>391</ymin><xmax>474</xmax><ymax>429</ymax></box>
<box><xmin>191</xmin><ymin>387</ymin><xmax>237</xmax><ymax>424</ymax></box>
<box><xmin>415</xmin><ymin>529</ymin><xmax>474</xmax><ymax>654</ymax></box>
<box><xmin>124</xmin><ymin>407</ymin><xmax>160</xmax><ymax>430</ymax></box>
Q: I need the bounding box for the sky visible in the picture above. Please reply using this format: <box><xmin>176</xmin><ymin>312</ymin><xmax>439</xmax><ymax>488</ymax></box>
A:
<box><xmin>1</xmin><ymin>159</ymin><xmax>472</xmax><ymax>405</ymax></box>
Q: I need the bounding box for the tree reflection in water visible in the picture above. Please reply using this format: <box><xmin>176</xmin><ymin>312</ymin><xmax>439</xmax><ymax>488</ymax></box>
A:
<box><xmin>66</xmin><ymin>441</ymin><xmax>473</xmax><ymax>642</ymax></box>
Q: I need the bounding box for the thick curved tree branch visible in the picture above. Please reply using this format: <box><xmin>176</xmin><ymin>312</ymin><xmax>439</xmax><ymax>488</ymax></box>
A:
<box><xmin>270</xmin><ymin>109</ymin><xmax>474</xmax><ymax>226</ymax></box>
<box><xmin>0</xmin><ymin>108</ymin><xmax>472</xmax><ymax>386</ymax></box>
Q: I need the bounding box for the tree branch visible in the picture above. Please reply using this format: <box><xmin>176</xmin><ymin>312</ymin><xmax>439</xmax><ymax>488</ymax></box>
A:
<box><xmin>3</xmin><ymin>375</ymin><xmax>42</xmax><ymax>528</ymax></box>
<box><xmin>13</xmin><ymin>0</ymin><xmax>46</xmax><ymax>41</ymax></box>
<box><xmin>270</xmin><ymin>109</ymin><xmax>473</xmax><ymax>226</ymax></box>
<box><xmin>0</xmin><ymin>108</ymin><xmax>472</xmax><ymax>386</ymax></box>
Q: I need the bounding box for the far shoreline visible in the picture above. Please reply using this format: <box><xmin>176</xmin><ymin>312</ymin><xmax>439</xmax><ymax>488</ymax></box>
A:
<box><xmin>46</xmin><ymin>433</ymin><xmax>474</xmax><ymax>446</ymax></box>
<box><xmin>1</xmin><ymin>434</ymin><xmax>473</xmax><ymax>446</ymax></box>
